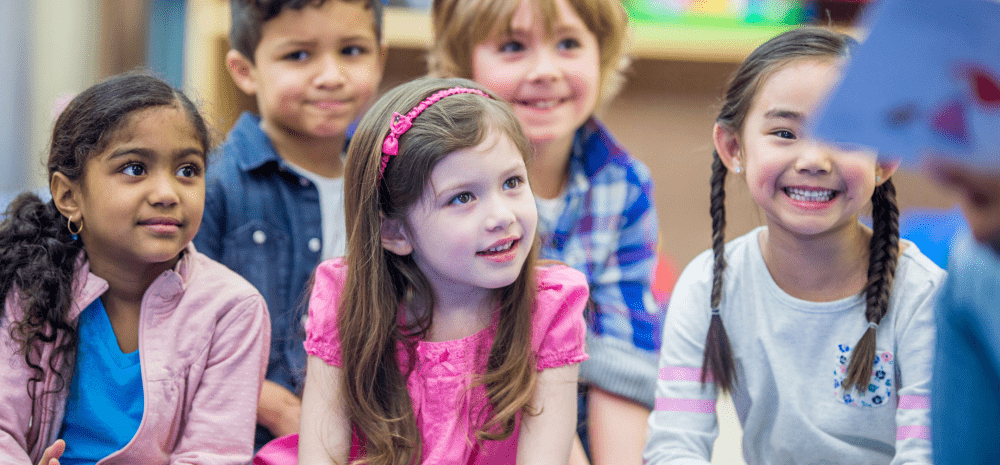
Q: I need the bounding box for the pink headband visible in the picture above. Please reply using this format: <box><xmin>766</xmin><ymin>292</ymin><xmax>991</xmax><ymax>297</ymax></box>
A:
<box><xmin>379</xmin><ymin>87</ymin><xmax>492</xmax><ymax>179</ymax></box>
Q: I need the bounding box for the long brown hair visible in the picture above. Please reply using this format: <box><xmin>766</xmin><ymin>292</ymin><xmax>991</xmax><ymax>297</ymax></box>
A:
<box><xmin>704</xmin><ymin>27</ymin><xmax>899</xmax><ymax>393</ymax></box>
<box><xmin>339</xmin><ymin>76</ymin><xmax>540</xmax><ymax>465</ymax></box>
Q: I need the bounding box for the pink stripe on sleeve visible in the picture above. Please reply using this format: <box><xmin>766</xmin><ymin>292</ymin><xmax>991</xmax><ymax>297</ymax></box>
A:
<box><xmin>655</xmin><ymin>398</ymin><xmax>716</xmax><ymax>413</ymax></box>
<box><xmin>659</xmin><ymin>366</ymin><xmax>713</xmax><ymax>382</ymax></box>
<box><xmin>898</xmin><ymin>395</ymin><xmax>930</xmax><ymax>409</ymax></box>
<box><xmin>896</xmin><ymin>425</ymin><xmax>931</xmax><ymax>440</ymax></box>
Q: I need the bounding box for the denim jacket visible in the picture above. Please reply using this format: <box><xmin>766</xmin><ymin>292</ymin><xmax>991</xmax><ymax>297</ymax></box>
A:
<box><xmin>194</xmin><ymin>113</ymin><xmax>326</xmax><ymax>399</ymax></box>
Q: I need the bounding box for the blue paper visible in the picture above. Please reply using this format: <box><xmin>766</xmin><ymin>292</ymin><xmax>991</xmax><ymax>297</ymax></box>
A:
<box><xmin>813</xmin><ymin>0</ymin><xmax>1000</xmax><ymax>169</ymax></box>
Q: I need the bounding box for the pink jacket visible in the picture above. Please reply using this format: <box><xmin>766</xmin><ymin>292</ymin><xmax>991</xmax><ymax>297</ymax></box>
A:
<box><xmin>0</xmin><ymin>244</ymin><xmax>270</xmax><ymax>464</ymax></box>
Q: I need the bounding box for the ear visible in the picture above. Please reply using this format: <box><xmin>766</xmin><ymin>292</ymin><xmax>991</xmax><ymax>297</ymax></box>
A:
<box><xmin>876</xmin><ymin>159</ymin><xmax>900</xmax><ymax>186</ymax></box>
<box><xmin>380</xmin><ymin>216</ymin><xmax>413</xmax><ymax>256</ymax></box>
<box><xmin>226</xmin><ymin>49</ymin><xmax>258</xmax><ymax>96</ymax></box>
<box><xmin>713</xmin><ymin>123</ymin><xmax>743</xmax><ymax>173</ymax></box>
<box><xmin>50</xmin><ymin>172</ymin><xmax>82</xmax><ymax>223</ymax></box>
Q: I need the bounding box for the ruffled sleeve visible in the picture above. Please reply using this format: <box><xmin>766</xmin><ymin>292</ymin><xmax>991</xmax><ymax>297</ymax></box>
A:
<box><xmin>303</xmin><ymin>257</ymin><xmax>349</xmax><ymax>367</ymax></box>
<box><xmin>533</xmin><ymin>264</ymin><xmax>590</xmax><ymax>370</ymax></box>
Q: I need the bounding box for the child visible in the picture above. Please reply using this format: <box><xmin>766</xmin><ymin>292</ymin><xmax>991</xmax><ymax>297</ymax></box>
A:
<box><xmin>643</xmin><ymin>28</ymin><xmax>945</xmax><ymax>464</ymax></box>
<box><xmin>193</xmin><ymin>0</ymin><xmax>384</xmax><ymax>447</ymax></box>
<box><xmin>430</xmin><ymin>0</ymin><xmax>661</xmax><ymax>460</ymax></box>
<box><xmin>297</xmin><ymin>77</ymin><xmax>589</xmax><ymax>464</ymax></box>
<box><xmin>0</xmin><ymin>73</ymin><xmax>269</xmax><ymax>464</ymax></box>
<box><xmin>927</xmin><ymin>160</ymin><xmax>1000</xmax><ymax>463</ymax></box>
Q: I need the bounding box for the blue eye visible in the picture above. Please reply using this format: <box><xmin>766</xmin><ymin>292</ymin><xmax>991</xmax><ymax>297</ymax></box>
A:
<box><xmin>774</xmin><ymin>130</ymin><xmax>796</xmax><ymax>140</ymax></box>
<box><xmin>342</xmin><ymin>45</ymin><xmax>367</xmax><ymax>57</ymax></box>
<box><xmin>450</xmin><ymin>192</ymin><xmax>474</xmax><ymax>205</ymax></box>
<box><xmin>284</xmin><ymin>50</ymin><xmax>309</xmax><ymax>61</ymax></box>
<box><xmin>122</xmin><ymin>163</ymin><xmax>145</xmax><ymax>177</ymax></box>
<box><xmin>499</xmin><ymin>41</ymin><xmax>525</xmax><ymax>53</ymax></box>
<box><xmin>557</xmin><ymin>38</ymin><xmax>581</xmax><ymax>51</ymax></box>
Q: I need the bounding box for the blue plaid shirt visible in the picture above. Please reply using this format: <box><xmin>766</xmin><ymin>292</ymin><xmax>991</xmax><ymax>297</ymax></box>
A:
<box><xmin>537</xmin><ymin>118</ymin><xmax>662</xmax><ymax>407</ymax></box>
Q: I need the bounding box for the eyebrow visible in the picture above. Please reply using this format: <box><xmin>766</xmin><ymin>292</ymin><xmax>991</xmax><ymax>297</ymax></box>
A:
<box><xmin>105</xmin><ymin>147</ymin><xmax>204</xmax><ymax>162</ymax></box>
<box><xmin>763</xmin><ymin>109</ymin><xmax>805</xmax><ymax>121</ymax></box>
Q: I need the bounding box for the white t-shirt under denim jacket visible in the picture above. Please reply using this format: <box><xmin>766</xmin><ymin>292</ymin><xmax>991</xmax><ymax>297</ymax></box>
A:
<box><xmin>644</xmin><ymin>226</ymin><xmax>945</xmax><ymax>465</ymax></box>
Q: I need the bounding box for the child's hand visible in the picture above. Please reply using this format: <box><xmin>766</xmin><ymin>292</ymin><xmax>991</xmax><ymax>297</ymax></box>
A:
<box><xmin>37</xmin><ymin>439</ymin><xmax>65</xmax><ymax>465</ymax></box>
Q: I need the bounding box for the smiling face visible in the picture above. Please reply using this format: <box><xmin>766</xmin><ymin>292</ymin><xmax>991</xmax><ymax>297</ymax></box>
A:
<box><xmin>74</xmin><ymin>106</ymin><xmax>206</xmax><ymax>272</ymax></box>
<box><xmin>236</xmin><ymin>0</ymin><xmax>383</xmax><ymax>142</ymax></box>
<box><xmin>471</xmin><ymin>0</ymin><xmax>600</xmax><ymax>156</ymax></box>
<box><xmin>723</xmin><ymin>59</ymin><xmax>889</xmax><ymax>239</ymax></box>
<box><xmin>390</xmin><ymin>130</ymin><xmax>538</xmax><ymax>304</ymax></box>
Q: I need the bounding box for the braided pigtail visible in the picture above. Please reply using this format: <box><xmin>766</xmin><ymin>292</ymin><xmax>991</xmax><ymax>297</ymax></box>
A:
<box><xmin>701</xmin><ymin>151</ymin><xmax>736</xmax><ymax>392</ymax></box>
<box><xmin>842</xmin><ymin>179</ymin><xmax>899</xmax><ymax>392</ymax></box>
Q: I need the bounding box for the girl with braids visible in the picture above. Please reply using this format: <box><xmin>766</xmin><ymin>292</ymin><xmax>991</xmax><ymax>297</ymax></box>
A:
<box><xmin>644</xmin><ymin>28</ymin><xmax>945</xmax><ymax>464</ymax></box>
<box><xmin>0</xmin><ymin>72</ymin><xmax>270</xmax><ymax>465</ymax></box>
<box><xmin>297</xmin><ymin>77</ymin><xmax>589</xmax><ymax>465</ymax></box>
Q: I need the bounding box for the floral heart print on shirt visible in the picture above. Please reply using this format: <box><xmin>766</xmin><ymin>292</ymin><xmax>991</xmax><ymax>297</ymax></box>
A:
<box><xmin>832</xmin><ymin>345</ymin><xmax>895</xmax><ymax>407</ymax></box>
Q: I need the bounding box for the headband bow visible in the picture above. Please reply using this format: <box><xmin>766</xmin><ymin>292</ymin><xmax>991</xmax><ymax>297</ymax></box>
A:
<box><xmin>379</xmin><ymin>86</ymin><xmax>491</xmax><ymax>179</ymax></box>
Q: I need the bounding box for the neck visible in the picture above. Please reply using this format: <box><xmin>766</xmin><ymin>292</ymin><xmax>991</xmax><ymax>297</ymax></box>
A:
<box><xmin>759</xmin><ymin>222</ymin><xmax>871</xmax><ymax>302</ymax></box>
<box><xmin>87</xmin><ymin>251</ymin><xmax>179</xmax><ymax>310</ymax></box>
<box><xmin>528</xmin><ymin>135</ymin><xmax>574</xmax><ymax>200</ymax></box>
<box><xmin>262</xmin><ymin>121</ymin><xmax>345</xmax><ymax>178</ymax></box>
<box><xmin>420</xmin><ymin>284</ymin><xmax>494</xmax><ymax>343</ymax></box>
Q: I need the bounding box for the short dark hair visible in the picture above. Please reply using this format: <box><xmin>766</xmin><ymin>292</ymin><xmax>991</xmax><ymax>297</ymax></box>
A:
<box><xmin>229</xmin><ymin>0</ymin><xmax>384</xmax><ymax>63</ymax></box>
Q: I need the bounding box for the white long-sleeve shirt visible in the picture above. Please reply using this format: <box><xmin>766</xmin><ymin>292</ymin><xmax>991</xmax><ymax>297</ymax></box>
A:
<box><xmin>644</xmin><ymin>227</ymin><xmax>945</xmax><ymax>465</ymax></box>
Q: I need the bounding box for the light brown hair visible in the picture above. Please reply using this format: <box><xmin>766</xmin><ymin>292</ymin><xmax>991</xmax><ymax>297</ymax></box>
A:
<box><xmin>339</xmin><ymin>76</ymin><xmax>539</xmax><ymax>465</ymax></box>
<box><xmin>429</xmin><ymin>0</ymin><xmax>629</xmax><ymax>105</ymax></box>
<box><xmin>706</xmin><ymin>27</ymin><xmax>899</xmax><ymax>394</ymax></box>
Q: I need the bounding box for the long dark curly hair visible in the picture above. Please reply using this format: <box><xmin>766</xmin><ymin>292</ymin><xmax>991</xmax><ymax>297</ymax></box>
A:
<box><xmin>0</xmin><ymin>72</ymin><xmax>209</xmax><ymax>400</ymax></box>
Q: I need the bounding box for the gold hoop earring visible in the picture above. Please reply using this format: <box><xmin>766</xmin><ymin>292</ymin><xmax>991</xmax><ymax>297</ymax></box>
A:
<box><xmin>68</xmin><ymin>216</ymin><xmax>83</xmax><ymax>236</ymax></box>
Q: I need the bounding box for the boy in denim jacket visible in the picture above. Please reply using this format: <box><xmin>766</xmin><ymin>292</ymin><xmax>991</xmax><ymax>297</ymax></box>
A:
<box><xmin>193</xmin><ymin>0</ymin><xmax>384</xmax><ymax>448</ymax></box>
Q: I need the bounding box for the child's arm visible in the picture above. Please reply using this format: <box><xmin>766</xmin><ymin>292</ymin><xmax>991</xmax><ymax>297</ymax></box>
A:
<box><xmin>0</xmin><ymin>301</ymin><xmax>42</xmax><ymax>464</ymax></box>
<box><xmin>299</xmin><ymin>355</ymin><xmax>351</xmax><ymax>465</ymax></box>
<box><xmin>643</xmin><ymin>251</ymin><xmax>718</xmax><ymax>465</ymax></box>
<box><xmin>257</xmin><ymin>380</ymin><xmax>302</xmax><ymax>438</ymax></box>
<box><xmin>167</xmin><ymin>294</ymin><xmax>270</xmax><ymax>464</ymax></box>
<box><xmin>586</xmin><ymin>387</ymin><xmax>649</xmax><ymax>465</ymax></box>
<box><xmin>516</xmin><ymin>364</ymin><xmax>581</xmax><ymax>465</ymax></box>
<box><xmin>891</xmin><ymin>268</ymin><xmax>942</xmax><ymax>464</ymax></box>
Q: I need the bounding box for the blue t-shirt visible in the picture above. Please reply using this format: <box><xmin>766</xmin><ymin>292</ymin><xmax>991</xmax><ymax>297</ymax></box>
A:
<box><xmin>58</xmin><ymin>298</ymin><xmax>144</xmax><ymax>464</ymax></box>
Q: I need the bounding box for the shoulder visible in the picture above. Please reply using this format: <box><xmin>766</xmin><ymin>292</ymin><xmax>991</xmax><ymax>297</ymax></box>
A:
<box><xmin>184</xmin><ymin>247</ymin><xmax>266</xmax><ymax>307</ymax></box>
<box><xmin>313</xmin><ymin>257</ymin><xmax>349</xmax><ymax>290</ymax></box>
<box><xmin>536</xmin><ymin>263</ymin><xmax>588</xmax><ymax>296</ymax></box>
<box><xmin>895</xmin><ymin>239</ymin><xmax>948</xmax><ymax>294</ymax></box>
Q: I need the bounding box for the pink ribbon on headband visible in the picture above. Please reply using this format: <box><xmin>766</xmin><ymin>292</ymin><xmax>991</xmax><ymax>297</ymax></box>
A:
<box><xmin>379</xmin><ymin>87</ymin><xmax>491</xmax><ymax>179</ymax></box>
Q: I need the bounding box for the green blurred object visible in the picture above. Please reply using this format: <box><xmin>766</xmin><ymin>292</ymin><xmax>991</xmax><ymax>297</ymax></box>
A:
<box><xmin>625</xmin><ymin>0</ymin><xmax>806</xmax><ymax>26</ymax></box>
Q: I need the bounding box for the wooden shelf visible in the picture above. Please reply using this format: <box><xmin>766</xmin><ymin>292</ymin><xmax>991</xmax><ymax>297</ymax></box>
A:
<box><xmin>182</xmin><ymin>1</ymin><xmax>852</xmax><ymax>131</ymax></box>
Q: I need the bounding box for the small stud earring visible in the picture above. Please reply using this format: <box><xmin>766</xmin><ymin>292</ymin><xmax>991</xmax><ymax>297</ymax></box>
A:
<box><xmin>875</xmin><ymin>175</ymin><xmax>882</xmax><ymax>183</ymax></box>
<box><xmin>733</xmin><ymin>165</ymin><xmax>742</xmax><ymax>174</ymax></box>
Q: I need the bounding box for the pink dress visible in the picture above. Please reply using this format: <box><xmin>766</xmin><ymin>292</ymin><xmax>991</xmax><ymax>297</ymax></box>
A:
<box><xmin>303</xmin><ymin>258</ymin><xmax>589</xmax><ymax>464</ymax></box>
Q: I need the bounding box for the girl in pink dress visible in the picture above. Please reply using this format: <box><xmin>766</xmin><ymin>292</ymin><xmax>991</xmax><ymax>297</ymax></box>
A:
<box><xmin>297</xmin><ymin>77</ymin><xmax>590</xmax><ymax>465</ymax></box>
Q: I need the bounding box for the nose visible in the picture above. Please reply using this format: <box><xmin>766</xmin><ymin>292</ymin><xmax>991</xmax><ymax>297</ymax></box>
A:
<box><xmin>526</xmin><ymin>48</ymin><xmax>559</xmax><ymax>84</ymax></box>
<box><xmin>485</xmin><ymin>196</ymin><xmax>517</xmax><ymax>232</ymax></box>
<box><xmin>795</xmin><ymin>141</ymin><xmax>833</xmax><ymax>175</ymax></box>
<box><xmin>148</xmin><ymin>172</ymin><xmax>180</xmax><ymax>208</ymax></box>
<box><xmin>314</xmin><ymin>54</ymin><xmax>346</xmax><ymax>88</ymax></box>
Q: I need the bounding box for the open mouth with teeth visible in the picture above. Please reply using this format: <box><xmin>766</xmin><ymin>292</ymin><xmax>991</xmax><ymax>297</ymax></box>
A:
<box><xmin>516</xmin><ymin>98</ymin><xmax>568</xmax><ymax>110</ymax></box>
<box><xmin>477</xmin><ymin>239</ymin><xmax>518</xmax><ymax>256</ymax></box>
<box><xmin>783</xmin><ymin>187</ymin><xmax>837</xmax><ymax>202</ymax></box>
